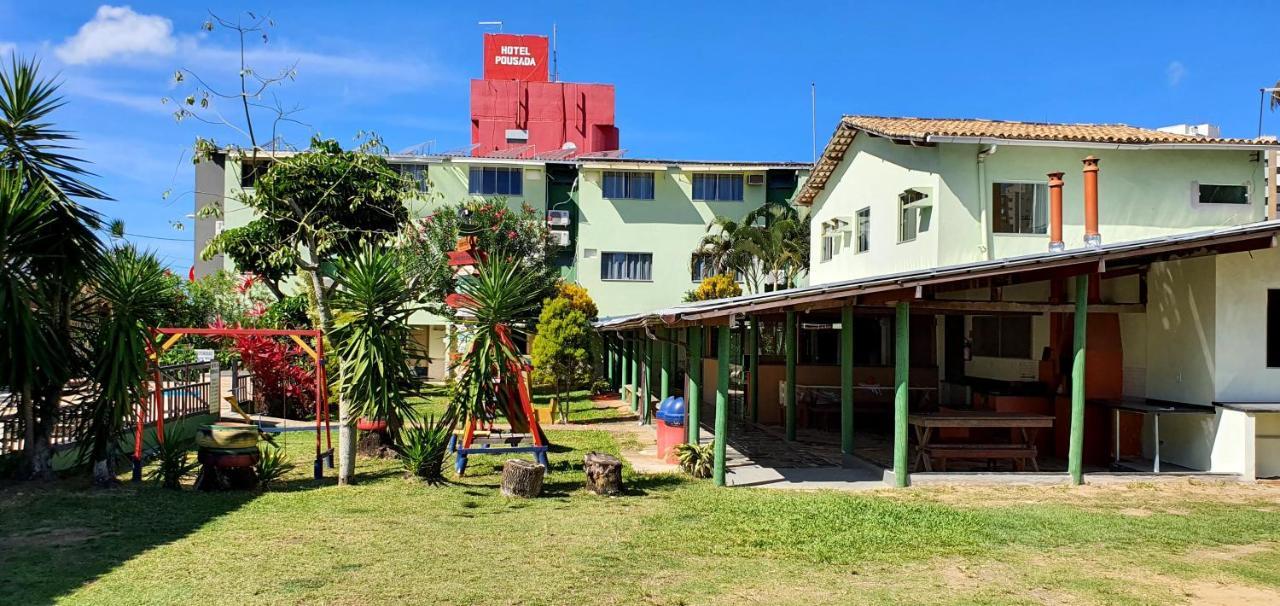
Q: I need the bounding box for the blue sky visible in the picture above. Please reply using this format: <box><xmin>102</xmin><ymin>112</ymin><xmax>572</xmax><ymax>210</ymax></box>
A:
<box><xmin>2</xmin><ymin>1</ymin><xmax>1278</xmax><ymax>270</ymax></box>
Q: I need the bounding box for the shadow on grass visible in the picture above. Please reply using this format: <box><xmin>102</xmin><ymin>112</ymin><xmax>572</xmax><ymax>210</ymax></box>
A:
<box><xmin>0</xmin><ymin>477</ymin><xmax>259</xmax><ymax>603</ymax></box>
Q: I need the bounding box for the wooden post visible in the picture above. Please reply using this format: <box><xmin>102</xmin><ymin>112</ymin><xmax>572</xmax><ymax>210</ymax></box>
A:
<box><xmin>785</xmin><ymin>310</ymin><xmax>797</xmax><ymax>441</ymax></box>
<box><xmin>1069</xmin><ymin>274</ymin><xmax>1089</xmax><ymax>486</ymax></box>
<box><xmin>687</xmin><ymin>326</ymin><xmax>702</xmax><ymax>444</ymax></box>
<box><xmin>749</xmin><ymin>318</ymin><xmax>760</xmax><ymax>423</ymax></box>
<box><xmin>714</xmin><ymin>325</ymin><xmax>730</xmax><ymax>486</ymax></box>
<box><xmin>660</xmin><ymin>327</ymin><xmax>671</xmax><ymax>403</ymax></box>
<box><xmin>894</xmin><ymin>302</ymin><xmax>910</xmax><ymax>487</ymax></box>
<box><xmin>841</xmin><ymin>303</ymin><xmax>855</xmax><ymax>465</ymax></box>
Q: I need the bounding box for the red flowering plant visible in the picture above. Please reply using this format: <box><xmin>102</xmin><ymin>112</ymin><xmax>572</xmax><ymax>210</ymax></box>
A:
<box><xmin>400</xmin><ymin>200</ymin><xmax>560</xmax><ymax>320</ymax></box>
<box><xmin>211</xmin><ymin>317</ymin><xmax>319</xmax><ymax>419</ymax></box>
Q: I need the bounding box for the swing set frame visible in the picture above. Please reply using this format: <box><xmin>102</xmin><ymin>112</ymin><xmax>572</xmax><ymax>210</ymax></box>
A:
<box><xmin>134</xmin><ymin>327</ymin><xmax>334</xmax><ymax>481</ymax></box>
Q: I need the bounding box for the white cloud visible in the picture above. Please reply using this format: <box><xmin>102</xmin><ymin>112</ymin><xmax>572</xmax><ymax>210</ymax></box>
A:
<box><xmin>54</xmin><ymin>5</ymin><xmax>177</xmax><ymax>65</ymax></box>
<box><xmin>1166</xmin><ymin>60</ymin><xmax>1187</xmax><ymax>87</ymax></box>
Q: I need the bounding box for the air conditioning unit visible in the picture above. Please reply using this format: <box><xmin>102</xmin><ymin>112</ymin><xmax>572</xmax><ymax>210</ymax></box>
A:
<box><xmin>746</xmin><ymin>173</ymin><xmax>766</xmax><ymax>186</ymax></box>
<box><xmin>546</xmin><ymin>209</ymin><xmax>571</xmax><ymax>226</ymax></box>
<box><xmin>549</xmin><ymin>229</ymin><xmax>571</xmax><ymax>246</ymax></box>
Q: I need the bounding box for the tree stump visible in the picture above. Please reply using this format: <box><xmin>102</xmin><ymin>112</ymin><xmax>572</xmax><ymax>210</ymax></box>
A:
<box><xmin>500</xmin><ymin>459</ymin><xmax>545</xmax><ymax>498</ymax></box>
<box><xmin>583</xmin><ymin>452</ymin><xmax>623</xmax><ymax>496</ymax></box>
<box><xmin>357</xmin><ymin>430</ymin><xmax>396</xmax><ymax>459</ymax></box>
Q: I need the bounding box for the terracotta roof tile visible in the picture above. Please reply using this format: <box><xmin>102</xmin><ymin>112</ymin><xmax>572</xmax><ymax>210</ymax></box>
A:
<box><xmin>796</xmin><ymin>115</ymin><xmax>1279</xmax><ymax>205</ymax></box>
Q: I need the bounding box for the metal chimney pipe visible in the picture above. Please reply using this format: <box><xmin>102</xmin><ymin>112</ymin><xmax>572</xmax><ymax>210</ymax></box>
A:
<box><xmin>1082</xmin><ymin>156</ymin><xmax>1101</xmax><ymax>247</ymax></box>
<box><xmin>1047</xmin><ymin>172</ymin><xmax>1065</xmax><ymax>252</ymax></box>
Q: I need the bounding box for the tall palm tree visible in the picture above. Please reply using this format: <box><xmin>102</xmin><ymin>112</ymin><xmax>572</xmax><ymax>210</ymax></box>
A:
<box><xmin>697</xmin><ymin>203</ymin><xmax>811</xmax><ymax>294</ymax></box>
<box><xmin>1272</xmin><ymin>79</ymin><xmax>1280</xmax><ymax>111</ymax></box>
<box><xmin>0</xmin><ymin>55</ymin><xmax>107</xmax><ymax>479</ymax></box>
<box><xmin>77</xmin><ymin>246</ymin><xmax>173</xmax><ymax>486</ymax></box>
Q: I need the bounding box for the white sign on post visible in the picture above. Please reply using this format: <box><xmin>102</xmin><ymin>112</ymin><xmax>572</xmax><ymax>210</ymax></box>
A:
<box><xmin>195</xmin><ymin>349</ymin><xmax>215</xmax><ymax>363</ymax></box>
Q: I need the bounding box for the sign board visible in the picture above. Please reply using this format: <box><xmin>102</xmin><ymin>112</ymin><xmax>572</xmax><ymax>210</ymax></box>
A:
<box><xmin>482</xmin><ymin>33</ymin><xmax>549</xmax><ymax>82</ymax></box>
<box><xmin>195</xmin><ymin>349</ymin><xmax>215</xmax><ymax>363</ymax></box>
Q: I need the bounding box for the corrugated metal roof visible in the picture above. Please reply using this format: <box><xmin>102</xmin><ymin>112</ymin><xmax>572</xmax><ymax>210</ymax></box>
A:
<box><xmin>595</xmin><ymin>220</ymin><xmax>1280</xmax><ymax>330</ymax></box>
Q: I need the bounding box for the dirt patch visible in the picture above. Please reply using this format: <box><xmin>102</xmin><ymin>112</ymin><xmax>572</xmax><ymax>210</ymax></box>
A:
<box><xmin>887</xmin><ymin>478</ymin><xmax>1280</xmax><ymax>510</ymax></box>
<box><xmin>1180</xmin><ymin>580</ymin><xmax>1280</xmax><ymax>605</ymax></box>
<box><xmin>1188</xmin><ymin>542</ymin><xmax>1275</xmax><ymax>562</ymax></box>
<box><xmin>0</xmin><ymin>527</ymin><xmax>110</xmax><ymax>549</ymax></box>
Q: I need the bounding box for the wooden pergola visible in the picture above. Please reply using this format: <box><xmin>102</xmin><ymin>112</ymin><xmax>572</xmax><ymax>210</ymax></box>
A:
<box><xmin>596</xmin><ymin>221</ymin><xmax>1280</xmax><ymax>487</ymax></box>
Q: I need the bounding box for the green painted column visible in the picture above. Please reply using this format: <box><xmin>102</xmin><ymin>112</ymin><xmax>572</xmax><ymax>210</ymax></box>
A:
<box><xmin>1069</xmin><ymin>275</ymin><xmax>1089</xmax><ymax>486</ymax></box>
<box><xmin>841</xmin><ymin>304</ymin><xmax>855</xmax><ymax>463</ymax></box>
<box><xmin>605</xmin><ymin>337</ymin><xmax>615</xmax><ymax>388</ymax></box>
<box><xmin>785</xmin><ymin>310</ymin><xmax>797</xmax><ymax>441</ymax></box>
<box><xmin>660</xmin><ymin>328</ymin><xmax>672</xmax><ymax>403</ymax></box>
<box><xmin>627</xmin><ymin>336</ymin><xmax>638</xmax><ymax>411</ymax></box>
<box><xmin>749</xmin><ymin>318</ymin><xmax>760</xmax><ymax>423</ymax></box>
<box><xmin>714</xmin><ymin>325</ymin><xmax>730</xmax><ymax>486</ymax></box>
<box><xmin>894</xmin><ymin>302</ymin><xmax>910</xmax><ymax>487</ymax></box>
<box><xmin>637</xmin><ymin>336</ymin><xmax>648</xmax><ymax>415</ymax></box>
<box><xmin>687</xmin><ymin>326</ymin><xmax>703</xmax><ymax>444</ymax></box>
<box><xmin>642</xmin><ymin>335</ymin><xmax>653</xmax><ymax>425</ymax></box>
<box><xmin>620</xmin><ymin>337</ymin><xmax>630</xmax><ymax>402</ymax></box>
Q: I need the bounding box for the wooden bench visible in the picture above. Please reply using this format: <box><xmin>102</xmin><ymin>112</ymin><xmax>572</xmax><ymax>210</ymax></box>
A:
<box><xmin>919</xmin><ymin>443</ymin><xmax>1039</xmax><ymax>472</ymax></box>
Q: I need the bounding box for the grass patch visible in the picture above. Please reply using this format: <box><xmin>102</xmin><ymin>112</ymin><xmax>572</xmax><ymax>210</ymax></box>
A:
<box><xmin>410</xmin><ymin>384</ymin><xmax>626</xmax><ymax>425</ymax></box>
<box><xmin>2</xmin><ymin>430</ymin><xmax>1279</xmax><ymax>605</ymax></box>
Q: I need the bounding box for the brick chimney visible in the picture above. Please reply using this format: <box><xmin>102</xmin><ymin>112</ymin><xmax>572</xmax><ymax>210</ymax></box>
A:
<box><xmin>1047</xmin><ymin>172</ymin><xmax>1065</xmax><ymax>252</ymax></box>
<box><xmin>1082</xmin><ymin>156</ymin><xmax>1101</xmax><ymax>247</ymax></box>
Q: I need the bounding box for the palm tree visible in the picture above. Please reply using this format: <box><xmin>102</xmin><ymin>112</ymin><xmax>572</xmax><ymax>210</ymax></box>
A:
<box><xmin>0</xmin><ymin>55</ymin><xmax>107</xmax><ymax>479</ymax></box>
<box><xmin>696</xmin><ymin>203</ymin><xmax>812</xmax><ymax>294</ymax></box>
<box><xmin>331</xmin><ymin>245</ymin><xmax>422</xmax><ymax>443</ymax></box>
<box><xmin>1272</xmin><ymin>79</ymin><xmax>1280</xmax><ymax>111</ymax></box>
<box><xmin>696</xmin><ymin>217</ymin><xmax>760</xmax><ymax>293</ymax></box>
<box><xmin>77</xmin><ymin>246</ymin><xmax>173</xmax><ymax>486</ymax></box>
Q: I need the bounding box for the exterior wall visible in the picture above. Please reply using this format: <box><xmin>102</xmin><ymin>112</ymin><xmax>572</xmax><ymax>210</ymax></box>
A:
<box><xmin>574</xmin><ymin>165</ymin><xmax>796</xmax><ymax>317</ymax></box>
<box><xmin>1213</xmin><ymin>246</ymin><xmax>1280</xmax><ymax>401</ymax></box>
<box><xmin>470</xmin><ymin>80</ymin><xmax>618</xmax><ymax>158</ymax></box>
<box><xmin>1144</xmin><ymin>256</ymin><xmax>1217</xmax><ymax>405</ymax></box>
<box><xmin>1258</xmin><ymin>413</ymin><xmax>1280</xmax><ymax>478</ymax></box>
<box><xmin>808</xmin><ymin>138</ymin><xmax>1268</xmax><ymax>285</ymax></box>
<box><xmin>193</xmin><ymin>156</ymin><xmax>226</xmax><ymax>279</ymax></box>
<box><xmin>809</xmin><ymin>136</ymin><xmax>942</xmax><ymax>285</ymax></box>
<box><xmin>408</xmin><ymin>323</ymin><xmax>449</xmax><ymax>380</ymax></box>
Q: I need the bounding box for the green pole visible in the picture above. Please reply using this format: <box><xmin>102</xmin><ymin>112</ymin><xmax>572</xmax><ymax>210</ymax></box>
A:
<box><xmin>749</xmin><ymin>318</ymin><xmax>760</xmax><ymax>423</ymax></box>
<box><xmin>687</xmin><ymin>326</ymin><xmax>703</xmax><ymax>444</ymax></box>
<box><xmin>894</xmin><ymin>302</ymin><xmax>910</xmax><ymax>487</ymax></box>
<box><xmin>714</xmin><ymin>325</ymin><xmax>730</xmax><ymax>486</ymax></box>
<box><xmin>660</xmin><ymin>328</ymin><xmax>672</xmax><ymax>403</ymax></box>
<box><xmin>605</xmin><ymin>337</ymin><xmax>615</xmax><ymax>388</ymax></box>
<box><xmin>620</xmin><ymin>336</ymin><xmax>630</xmax><ymax>401</ymax></box>
<box><xmin>785</xmin><ymin>310</ymin><xmax>797</xmax><ymax>441</ymax></box>
<box><xmin>1069</xmin><ymin>274</ymin><xmax>1089</xmax><ymax>486</ymax></box>
<box><xmin>642</xmin><ymin>335</ymin><xmax>653</xmax><ymax>425</ymax></box>
<box><xmin>637</xmin><ymin>336</ymin><xmax>647</xmax><ymax>416</ymax></box>
<box><xmin>627</xmin><ymin>336</ymin><xmax>637</xmax><ymax>411</ymax></box>
<box><xmin>841</xmin><ymin>303</ymin><xmax>855</xmax><ymax>464</ymax></box>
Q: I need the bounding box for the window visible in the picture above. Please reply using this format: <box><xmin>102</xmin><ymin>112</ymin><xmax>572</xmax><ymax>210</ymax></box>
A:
<box><xmin>971</xmin><ymin>315</ymin><xmax>1033</xmax><ymax>359</ymax></box>
<box><xmin>1197</xmin><ymin>183</ymin><xmax>1249</xmax><ymax>205</ymax></box>
<box><xmin>601</xmin><ymin>252</ymin><xmax>653</xmax><ymax>281</ymax></box>
<box><xmin>855</xmin><ymin>207</ymin><xmax>871</xmax><ymax>253</ymax></box>
<box><xmin>396</xmin><ymin>163</ymin><xmax>429</xmax><ymax>193</ymax></box>
<box><xmin>821</xmin><ymin>232</ymin><xmax>835</xmax><ymax>262</ymax></box>
<box><xmin>1269</xmin><ymin>290</ymin><xmax>1280</xmax><ymax>368</ymax></box>
<box><xmin>468</xmin><ymin>166</ymin><xmax>523</xmax><ymax>196</ymax></box>
<box><xmin>241</xmin><ymin>161</ymin><xmax>269</xmax><ymax>188</ymax></box>
<box><xmin>692</xmin><ymin>173</ymin><xmax>744</xmax><ymax>201</ymax></box>
<box><xmin>993</xmin><ymin>183</ymin><xmax>1048</xmax><ymax>234</ymax></box>
<box><xmin>602</xmin><ymin>171</ymin><xmax>655</xmax><ymax>199</ymax></box>
<box><xmin>690</xmin><ymin>254</ymin><xmax>718</xmax><ymax>282</ymax></box>
<box><xmin>899</xmin><ymin>188</ymin><xmax>932</xmax><ymax>242</ymax></box>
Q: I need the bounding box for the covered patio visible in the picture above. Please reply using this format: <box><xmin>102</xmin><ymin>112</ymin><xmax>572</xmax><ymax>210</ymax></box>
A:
<box><xmin>596</xmin><ymin>221</ymin><xmax>1280</xmax><ymax>487</ymax></box>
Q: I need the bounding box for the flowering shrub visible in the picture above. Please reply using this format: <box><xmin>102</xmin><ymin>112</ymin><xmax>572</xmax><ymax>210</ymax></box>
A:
<box><xmin>233</xmin><ymin>334</ymin><xmax>318</xmax><ymax>420</ymax></box>
<box><xmin>687</xmin><ymin>273</ymin><xmax>742</xmax><ymax>302</ymax></box>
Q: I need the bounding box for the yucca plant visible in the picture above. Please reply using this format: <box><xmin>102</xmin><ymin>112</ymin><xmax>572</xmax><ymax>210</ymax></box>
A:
<box><xmin>255</xmin><ymin>443</ymin><xmax>294</xmax><ymax>490</ymax></box>
<box><xmin>674</xmin><ymin>442</ymin><xmax>715</xmax><ymax>479</ymax></box>
<box><xmin>146</xmin><ymin>425</ymin><xmax>198</xmax><ymax>490</ymax></box>
<box><xmin>399</xmin><ymin>410</ymin><xmax>457</xmax><ymax>485</ymax></box>
<box><xmin>331</xmin><ymin>244</ymin><xmax>422</xmax><ymax>443</ymax></box>
<box><xmin>77</xmin><ymin>245</ymin><xmax>175</xmax><ymax>487</ymax></box>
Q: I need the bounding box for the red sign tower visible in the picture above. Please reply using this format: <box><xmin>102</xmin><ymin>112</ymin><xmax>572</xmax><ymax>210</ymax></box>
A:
<box><xmin>470</xmin><ymin>33</ymin><xmax>619</xmax><ymax>158</ymax></box>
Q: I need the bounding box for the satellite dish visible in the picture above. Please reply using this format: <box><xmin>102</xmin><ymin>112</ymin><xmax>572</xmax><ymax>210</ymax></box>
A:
<box><xmin>561</xmin><ymin>141</ymin><xmax>577</xmax><ymax>150</ymax></box>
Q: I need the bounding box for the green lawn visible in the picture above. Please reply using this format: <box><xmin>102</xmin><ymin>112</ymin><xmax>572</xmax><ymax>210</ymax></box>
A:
<box><xmin>2</xmin><ymin>429</ymin><xmax>1279</xmax><ymax>605</ymax></box>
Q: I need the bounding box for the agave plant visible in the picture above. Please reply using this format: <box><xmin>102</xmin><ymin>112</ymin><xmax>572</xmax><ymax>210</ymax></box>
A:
<box><xmin>77</xmin><ymin>245</ymin><xmax>175</xmax><ymax>486</ymax></box>
<box><xmin>399</xmin><ymin>411</ymin><xmax>457</xmax><ymax>485</ymax></box>
<box><xmin>450</xmin><ymin>256</ymin><xmax>545</xmax><ymax>426</ymax></box>
<box><xmin>255</xmin><ymin>443</ymin><xmax>295</xmax><ymax>489</ymax></box>
<box><xmin>330</xmin><ymin>244</ymin><xmax>423</xmax><ymax>440</ymax></box>
<box><xmin>674</xmin><ymin>442</ymin><xmax>715</xmax><ymax>479</ymax></box>
<box><xmin>146</xmin><ymin>425</ymin><xmax>198</xmax><ymax>490</ymax></box>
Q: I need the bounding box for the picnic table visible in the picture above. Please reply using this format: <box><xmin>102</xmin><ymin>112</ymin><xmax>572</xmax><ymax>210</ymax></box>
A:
<box><xmin>1090</xmin><ymin>398</ymin><xmax>1214</xmax><ymax>473</ymax></box>
<box><xmin>908</xmin><ymin>411</ymin><xmax>1055</xmax><ymax>472</ymax></box>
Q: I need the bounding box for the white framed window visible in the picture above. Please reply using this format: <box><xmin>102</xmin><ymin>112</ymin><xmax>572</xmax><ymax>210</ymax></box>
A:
<box><xmin>898</xmin><ymin>188</ymin><xmax>932</xmax><ymax>242</ymax></box>
<box><xmin>821</xmin><ymin>232</ymin><xmax>835</xmax><ymax>262</ymax></box>
<box><xmin>692</xmin><ymin>173</ymin><xmax>744</xmax><ymax>201</ymax></box>
<box><xmin>601</xmin><ymin>252</ymin><xmax>653</xmax><ymax>281</ymax></box>
<box><xmin>395</xmin><ymin>163</ymin><xmax>430</xmax><ymax>193</ymax></box>
<box><xmin>855</xmin><ymin>207</ymin><xmax>871</xmax><ymax>253</ymax></box>
<box><xmin>603</xmin><ymin>171</ymin><xmax>655</xmax><ymax>199</ymax></box>
<box><xmin>992</xmin><ymin>182</ymin><xmax>1048</xmax><ymax>234</ymax></box>
<box><xmin>1193</xmin><ymin>181</ymin><xmax>1250</xmax><ymax>206</ymax></box>
<box><xmin>468</xmin><ymin>166</ymin><xmax>523</xmax><ymax>196</ymax></box>
<box><xmin>690</xmin><ymin>254</ymin><xmax>718</xmax><ymax>282</ymax></box>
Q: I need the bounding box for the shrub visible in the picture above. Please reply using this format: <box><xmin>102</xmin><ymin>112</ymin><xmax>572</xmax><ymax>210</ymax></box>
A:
<box><xmin>556</xmin><ymin>282</ymin><xmax>598</xmax><ymax>320</ymax></box>
<box><xmin>531</xmin><ymin>297</ymin><xmax>595</xmax><ymax>423</ymax></box>
<box><xmin>400</xmin><ymin>412</ymin><xmax>457</xmax><ymax>484</ymax></box>
<box><xmin>687</xmin><ymin>274</ymin><xmax>742</xmax><ymax>302</ymax></box>
<box><xmin>147</xmin><ymin>426</ymin><xmax>199</xmax><ymax>490</ymax></box>
<box><xmin>674</xmin><ymin>442</ymin><xmax>715</xmax><ymax>479</ymax></box>
<box><xmin>255</xmin><ymin>443</ymin><xmax>294</xmax><ymax>489</ymax></box>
